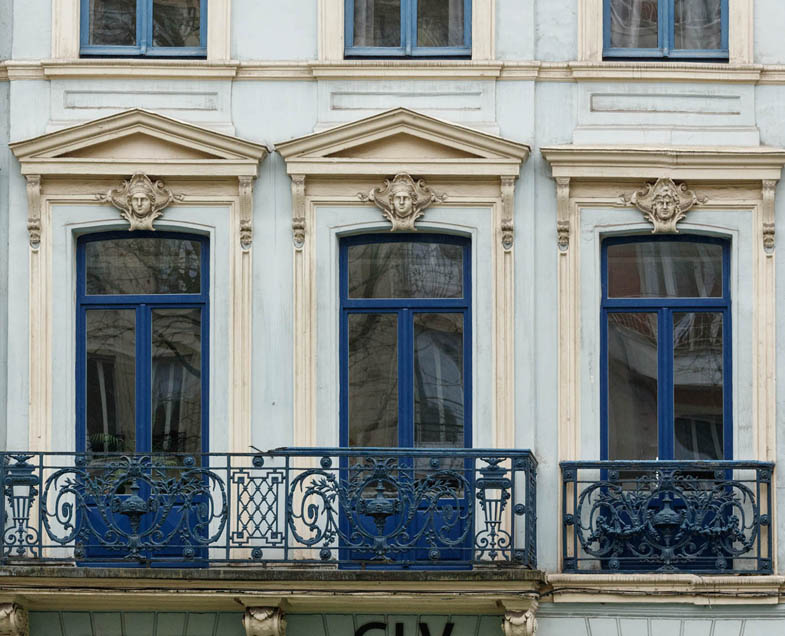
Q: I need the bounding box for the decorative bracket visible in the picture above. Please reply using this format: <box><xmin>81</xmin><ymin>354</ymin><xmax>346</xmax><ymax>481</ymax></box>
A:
<box><xmin>239</xmin><ymin>176</ymin><xmax>255</xmax><ymax>251</ymax></box>
<box><xmin>762</xmin><ymin>180</ymin><xmax>777</xmax><ymax>256</ymax></box>
<box><xmin>500</xmin><ymin>176</ymin><xmax>515</xmax><ymax>251</ymax></box>
<box><xmin>97</xmin><ymin>172</ymin><xmax>183</xmax><ymax>231</ymax></box>
<box><xmin>0</xmin><ymin>604</ymin><xmax>28</xmax><ymax>636</ymax></box>
<box><xmin>359</xmin><ymin>173</ymin><xmax>446</xmax><ymax>232</ymax></box>
<box><xmin>291</xmin><ymin>175</ymin><xmax>306</xmax><ymax>250</ymax></box>
<box><xmin>502</xmin><ymin>610</ymin><xmax>537</xmax><ymax>636</ymax></box>
<box><xmin>555</xmin><ymin>177</ymin><xmax>571</xmax><ymax>253</ymax></box>
<box><xmin>243</xmin><ymin>607</ymin><xmax>286</xmax><ymax>636</ymax></box>
<box><xmin>25</xmin><ymin>175</ymin><xmax>41</xmax><ymax>251</ymax></box>
<box><xmin>620</xmin><ymin>178</ymin><xmax>705</xmax><ymax>234</ymax></box>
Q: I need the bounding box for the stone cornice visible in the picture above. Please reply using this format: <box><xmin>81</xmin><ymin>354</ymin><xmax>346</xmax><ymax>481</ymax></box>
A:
<box><xmin>5</xmin><ymin>59</ymin><xmax>785</xmax><ymax>83</ymax></box>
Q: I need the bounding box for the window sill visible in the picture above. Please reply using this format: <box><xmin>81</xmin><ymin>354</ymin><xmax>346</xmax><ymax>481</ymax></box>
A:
<box><xmin>40</xmin><ymin>58</ymin><xmax>239</xmax><ymax>80</ymax></box>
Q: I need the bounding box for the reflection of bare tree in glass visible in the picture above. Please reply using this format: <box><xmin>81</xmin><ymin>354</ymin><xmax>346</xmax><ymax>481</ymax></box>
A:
<box><xmin>90</xmin><ymin>0</ymin><xmax>136</xmax><ymax>46</ymax></box>
<box><xmin>153</xmin><ymin>0</ymin><xmax>202</xmax><ymax>47</ymax></box>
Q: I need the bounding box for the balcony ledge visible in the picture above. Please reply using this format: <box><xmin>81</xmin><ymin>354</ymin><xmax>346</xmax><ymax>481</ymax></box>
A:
<box><xmin>545</xmin><ymin>573</ymin><xmax>785</xmax><ymax>605</ymax></box>
<box><xmin>0</xmin><ymin>566</ymin><xmax>544</xmax><ymax>613</ymax></box>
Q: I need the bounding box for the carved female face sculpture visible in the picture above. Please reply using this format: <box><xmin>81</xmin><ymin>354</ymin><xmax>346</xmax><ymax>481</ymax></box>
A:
<box><xmin>390</xmin><ymin>184</ymin><xmax>416</xmax><ymax>218</ymax></box>
<box><xmin>130</xmin><ymin>191</ymin><xmax>153</xmax><ymax>219</ymax></box>
<box><xmin>652</xmin><ymin>189</ymin><xmax>677</xmax><ymax>221</ymax></box>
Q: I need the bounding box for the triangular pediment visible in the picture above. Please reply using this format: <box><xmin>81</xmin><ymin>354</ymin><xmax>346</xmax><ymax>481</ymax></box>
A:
<box><xmin>277</xmin><ymin>108</ymin><xmax>529</xmax><ymax>178</ymax></box>
<box><xmin>10</xmin><ymin>109</ymin><xmax>267</xmax><ymax>177</ymax></box>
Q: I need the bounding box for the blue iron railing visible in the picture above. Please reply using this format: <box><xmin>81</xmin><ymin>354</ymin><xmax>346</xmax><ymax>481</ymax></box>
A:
<box><xmin>0</xmin><ymin>449</ymin><xmax>537</xmax><ymax>568</ymax></box>
<box><xmin>561</xmin><ymin>461</ymin><xmax>773</xmax><ymax>574</ymax></box>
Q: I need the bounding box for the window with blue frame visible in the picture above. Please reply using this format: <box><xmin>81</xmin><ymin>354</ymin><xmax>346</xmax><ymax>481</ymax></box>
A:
<box><xmin>601</xmin><ymin>236</ymin><xmax>731</xmax><ymax>461</ymax></box>
<box><xmin>81</xmin><ymin>0</ymin><xmax>206</xmax><ymax>57</ymax></box>
<box><xmin>604</xmin><ymin>0</ymin><xmax>728</xmax><ymax>60</ymax></box>
<box><xmin>340</xmin><ymin>235</ymin><xmax>471</xmax><ymax>457</ymax></box>
<box><xmin>345</xmin><ymin>0</ymin><xmax>471</xmax><ymax>57</ymax></box>
<box><xmin>76</xmin><ymin>232</ymin><xmax>209</xmax><ymax>457</ymax></box>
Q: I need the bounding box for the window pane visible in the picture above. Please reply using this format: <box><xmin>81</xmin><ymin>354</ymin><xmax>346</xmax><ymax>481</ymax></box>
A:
<box><xmin>608</xmin><ymin>0</ymin><xmax>659</xmax><ymax>49</ymax></box>
<box><xmin>417</xmin><ymin>0</ymin><xmax>465</xmax><ymax>47</ymax></box>
<box><xmin>348</xmin><ymin>242</ymin><xmax>463</xmax><ymax>298</ymax></box>
<box><xmin>85</xmin><ymin>238</ymin><xmax>201</xmax><ymax>295</ymax></box>
<box><xmin>153</xmin><ymin>0</ymin><xmax>202</xmax><ymax>47</ymax></box>
<box><xmin>674</xmin><ymin>0</ymin><xmax>722</xmax><ymax>50</ymax></box>
<box><xmin>353</xmin><ymin>0</ymin><xmax>401</xmax><ymax>47</ymax></box>
<box><xmin>673</xmin><ymin>312</ymin><xmax>724</xmax><ymax>460</ymax></box>
<box><xmin>348</xmin><ymin>314</ymin><xmax>398</xmax><ymax>447</ymax></box>
<box><xmin>414</xmin><ymin>313</ymin><xmax>464</xmax><ymax>450</ymax></box>
<box><xmin>607</xmin><ymin>313</ymin><xmax>658</xmax><ymax>460</ymax></box>
<box><xmin>152</xmin><ymin>308</ymin><xmax>202</xmax><ymax>455</ymax></box>
<box><xmin>89</xmin><ymin>0</ymin><xmax>137</xmax><ymax>46</ymax></box>
<box><xmin>607</xmin><ymin>241</ymin><xmax>723</xmax><ymax>298</ymax></box>
<box><xmin>86</xmin><ymin>310</ymin><xmax>136</xmax><ymax>453</ymax></box>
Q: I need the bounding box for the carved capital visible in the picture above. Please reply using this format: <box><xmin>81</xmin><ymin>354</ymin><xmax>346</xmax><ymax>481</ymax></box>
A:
<box><xmin>359</xmin><ymin>173</ymin><xmax>446</xmax><ymax>232</ymax></box>
<box><xmin>0</xmin><ymin>604</ymin><xmax>28</xmax><ymax>636</ymax></box>
<box><xmin>25</xmin><ymin>175</ymin><xmax>41</xmax><ymax>251</ymax></box>
<box><xmin>502</xmin><ymin>610</ymin><xmax>537</xmax><ymax>636</ymax></box>
<box><xmin>97</xmin><ymin>172</ymin><xmax>183</xmax><ymax>231</ymax></box>
<box><xmin>243</xmin><ymin>607</ymin><xmax>286</xmax><ymax>636</ymax></box>
<box><xmin>621</xmin><ymin>178</ymin><xmax>704</xmax><ymax>234</ymax></box>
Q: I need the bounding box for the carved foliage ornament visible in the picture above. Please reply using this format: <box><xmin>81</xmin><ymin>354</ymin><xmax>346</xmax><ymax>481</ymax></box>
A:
<box><xmin>621</xmin><ymin>178</ymin><xmax>704</xmax><ymax>234</ymax></box>
<box><xmin>98</xmin><ymin>172</ymin><xmax>183</xmax><ymax>231</ymax></box>
<box><xmin>502</xmin><ymin>610</ymin><xmax>537</xmax><ymax>636</ymax></box>
<box><xmin>243</xmin><ymin>607</ymin><xmax>286</xmax><ymax>636</ymax></box>
<box><xmin>0</xmin><ymin>604</ymin><xmax>28</xmax><ymax>636</ymax></box>
<box><xmin>359</xmin><ymin>173</ymin><xmax>446</xmax><ymax>232</ymax></box>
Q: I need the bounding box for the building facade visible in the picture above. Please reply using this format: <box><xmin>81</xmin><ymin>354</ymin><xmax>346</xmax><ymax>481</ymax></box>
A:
<box><xmin>2</xmin><ymin>0</ymin><xmax>785</xmax><ymax>635</ymax></box>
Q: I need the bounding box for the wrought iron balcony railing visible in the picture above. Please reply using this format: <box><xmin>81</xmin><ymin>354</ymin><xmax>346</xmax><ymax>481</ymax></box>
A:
<box><xmin>561</xmin><ymin>461</ymin><xmax>773</xmax><ymax>574</ymax></box>
<box><xmin>0</xmin><ymin>449</ymin><xmax>537</xmax><ymax>568</ymax></box>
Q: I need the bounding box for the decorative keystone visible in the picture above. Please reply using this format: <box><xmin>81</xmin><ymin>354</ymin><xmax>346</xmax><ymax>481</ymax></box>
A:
<box><xmin>621</xmin><ymin>178</ymin><xmax>704</xmax><ymax>234</ymax></box>
<box><xmin>0</xmin><ymin>604</ymin><xmax>28</xmax><ymax>636</ymax></box>
<box><xmin>243</xmin><ymin>607</ymin><xmax>286</xmax><ymax>636</ymax></box>
<box><xmin>359</xmin><ymin>173</ymin><xmax>446</xmax><ymax>232</ymax></box>
<box><xmin>97</xmin><ymin>172</ymin><xmax>183</xmax><ymax>231</ymax></box>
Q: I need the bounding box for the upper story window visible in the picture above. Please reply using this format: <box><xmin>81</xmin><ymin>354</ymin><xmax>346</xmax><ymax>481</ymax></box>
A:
<box><xmin>603</xmin><ymin>0</ymin><xmax>728</xmax><ymax>60</ymax></box>
<box><xmin>601</xmin><ymin>236</ymin><xmax>731</xmax><ymax>461</ymax></box>
<box><xmin>345</xmin><ymin>0</ymin><xmax>471</xmax><ymax>57</ymax></box>
<box><xmin>80</xmin><ymin>0</ymin><xmax>207</xmax><ymax>57</ymax></box>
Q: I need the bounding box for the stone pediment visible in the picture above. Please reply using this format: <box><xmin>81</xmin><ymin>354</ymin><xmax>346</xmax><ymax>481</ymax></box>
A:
<box><xmin>277</xmin><ymin>108</ymin><xmax>529</xmax><ymax>178</ymax></box>
<box><xmin>10</xmin><ymin>108</ymin><xmax>268</xmax><ymax>178</ymax></box>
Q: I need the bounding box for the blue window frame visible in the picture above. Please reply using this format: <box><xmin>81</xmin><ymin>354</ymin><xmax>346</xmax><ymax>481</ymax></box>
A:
<box><xmin>600</xmin><ymin>236</ymin><xmax>731</xmax><ymax>461</ymax></box>
<box><xmin>76</xmin><ymin>232</ymin><xmax>209</xmax><ymax>457</ymax></box>
<box><xmin>339</xmin><ymin>234</ymin><xmax>472</xmax><ymax>451</ymax></box>
<box><xmin>603</xmin><ymin>0</ymin><xmax>728</xmax><ymax>60</ymax></box>
<box><xmin>80</xmin><ymin>0</ymin><xmax>207</xmax><ymax>57</ymax></box>
<box><xmin>345</xmin><ymin>0</ymin><xmax>471</xmax><ymax>58</ymax></box>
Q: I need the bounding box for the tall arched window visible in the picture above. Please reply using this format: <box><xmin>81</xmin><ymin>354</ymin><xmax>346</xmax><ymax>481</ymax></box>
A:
<box><xmin>76</xmin><ymin>232</ymin><xmax>209</xmax><ymax>457</ymax></box>
<box><xmin>601</xmin><ymin>235</ymin><xmax>731</xmax><ymax>461</ymax></box>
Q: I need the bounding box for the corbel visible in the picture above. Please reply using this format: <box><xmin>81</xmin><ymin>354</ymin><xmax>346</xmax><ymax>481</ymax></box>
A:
<box><xmin>291</xmin><ymin>175</ymin><xmax>306</xmax><ymax>250</ymax></box>
<box><xmin>500</xmin><ymin>176</ymin><xmax>515</xmax><ymax>251</ymax></box>
<box><xmin>0</xmin><ymin>604</ymin><xmax>28</xmax><ymax>636</ymax></box>
<box><xmin>25</xmin><ymin>175</ymin><xmax>41</xmax><ymax>251</ymax></box>
<box><xmin>500</xmin><ymin>599</ymin><xmax>539</xmax><ymax>636</ymax></box>
<box><xmin>556</xmin><ymin>177</ymin><xmax>570</xmax><ymax>253</ymax></box>
<box><xmin>243</xmin><ymin>607</ymin><xmax>286</xmax><ymax>636</ymax></box>
<box><xmin>239</xmin><ymin>175</ymin><xmax>255</xmax><ymax>251</ymax></box>
<box><xmin>762</xmin><ymin>179</ymin><xmax>777</xmax><ymax>256</ymax></box>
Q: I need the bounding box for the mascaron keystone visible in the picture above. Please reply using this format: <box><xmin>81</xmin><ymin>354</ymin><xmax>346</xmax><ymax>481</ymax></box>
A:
<box><xmin>97</xmin><ymin>172</ymin><xmax>184</xmax><ymax>232</ymax></box>
<box><xmin>359</xmin><ymin>173</ymin><xmax>446</xmax><ymax>232</ymax></box>
<box><xmin>243</xmin><ymin>607</ymin><xmax>286</xmax><ymax>636</ymax></box>
<box><xmin>621</xmin><ymin>178</ymin><xmax>704</xmax><ymax>234</ymax></box>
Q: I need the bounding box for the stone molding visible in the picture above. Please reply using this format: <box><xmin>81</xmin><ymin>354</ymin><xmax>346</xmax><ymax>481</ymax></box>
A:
<box><xmin>243</xmin><ymin>607</ymin><xmax>286</xmax><ymax>636</ymax></box>
<box><xmin>0</xmin><ymin>604</ymin><xmax>28</xmax><ymax>636</ymax></box>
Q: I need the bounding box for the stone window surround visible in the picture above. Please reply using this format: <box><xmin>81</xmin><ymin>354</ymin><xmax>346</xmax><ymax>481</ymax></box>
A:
<box><xmin>51</xmin><ymin>0</ymin><xmax>232</xmax><ymax>60</ymax></box>
<box><xmin>578</xmin><ymin>0</ymin><xmax>753</xmax><ymax>64</ymax></box>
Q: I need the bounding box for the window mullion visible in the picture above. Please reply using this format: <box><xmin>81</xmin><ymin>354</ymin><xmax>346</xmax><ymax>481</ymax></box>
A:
<box><xmin>140</xmin><ymin>0</ymin><xmax>150</xmax><ymax>54</ymax></box>
<box><xmin>662</xmin><ymin>0</ymin><xmax>672</xmax><ymax>57</ymax></box>
<box><xmin>405</xmin><ymin>0</ymin><xmax>414</xmax><ymax>56</ymax></box>
<box><xmin>137</xmin><ymin>304</ymin><xmax>152</xmax><ymax>453</ymax></box>
<box><xmin>399</xmin><ymin>308</ymin><xmax>413</xmax><ymax>448</ymax></box>
<box><xmin>659</xmin><ymin>307</ymin><xmax>674</xmax><ymax>460</ymax></box>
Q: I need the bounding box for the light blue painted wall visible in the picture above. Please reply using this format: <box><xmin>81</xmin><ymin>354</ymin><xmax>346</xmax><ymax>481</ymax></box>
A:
<box><xmin>0</xmin><ymin>0</ymin><xmax>11</xmax><ymax>60</ymax></box>
<box><xmin>495</xmin><ymin>0</ymin><xmax>535</xmax><ymax>61</ymax></box>
<box><xmin>534</xmin><ymin>0</ymin><xmax>577</xmax><ymax>61</ymax></box>
<box><xmin>0</xmin><ymin>81</ymin><xmax>9</xmax><ymax>450</ymax></box>
<box><xmin>11</xmin><ymin>0</ymin><xmax>50</xmax><ymax>59</ymax></box>
<box><xmin>232</xmin><ymin>0</ymin><xmax>318</xmax><ymax>61</ymax></box>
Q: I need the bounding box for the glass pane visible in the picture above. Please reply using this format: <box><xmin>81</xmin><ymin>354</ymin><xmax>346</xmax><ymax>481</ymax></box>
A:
<box><xmin>608</xmin><ymin>0</ymin><xmax>659</xmax><ymax>49</ymax></box>
<box><xmin>673</xmin><ymin>312</ymin><xmax>724</xmax><ymax>460</ymax></box>
<box><xmin>153</xmin><ymin>0</ymin><xmax>202</xmax><ymax>47</ymax></box>
<box><xmin>607</xmin><ymin>241</ymin><xmax>723</xmax><ymax>298</ymax></box>
<box><xmin>353</xmin><ymin>0</ymin><xmax>401</xmax><ymax>47</ymax></box>
<box><xmin>86</xmin><ymin>310</ymin><xmax>136</xmax><ymax>453</ymax></box>
<box><xmin>414</xmin><ymin>313</ymin><xmax>464</xmax><ymax>449</ymax></box>
<box><xmin>607</xmin><ymin>313</ymin><xmax>658</xmax><ymax>460</ymax></box>
<box><xmin>85</xmin><ymin>238</ymin><xmax>201</xmax><ymax>295</ymax></box>
<box><xmin>89</xmin><ymin>0</ymin><xmax>137</xmax><ymax>46</ymax></box>
<box><xmin>348</xmin><ymin>242</ymin><xmax>463</xmax><ymax>298</ymax></box>
<box><xmin>348</xmin><ymin>313</ymin><xmax>398</xmax><ymax>447</ymax></box>
<box><xmin>152</xmin><ymin>309</ymin><xmax>202</xmax><ymax>455</ymax></box>
<box><xmin>417</xmin><ymin>0</ymin><xmax>465</xmax><ymax>47</ymax></box>
<box><xmin>674</xmin><ymin>0</ymin><xmax>722</xmax><ymax>50</ymax></box>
